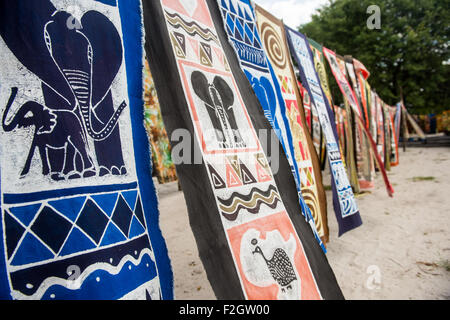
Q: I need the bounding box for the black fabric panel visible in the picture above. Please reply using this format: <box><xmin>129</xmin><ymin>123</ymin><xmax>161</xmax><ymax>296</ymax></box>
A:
<box><xmin>142</xmin><ymin>0</ymin><xmax>344</xmax><ymax>300</ymax></box>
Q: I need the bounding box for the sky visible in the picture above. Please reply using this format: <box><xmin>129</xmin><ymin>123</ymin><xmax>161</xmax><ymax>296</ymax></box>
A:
<box><xmin>254</xmin><ymin>0</ymin><xmax>329</xmax><ymax>29</ymax></box>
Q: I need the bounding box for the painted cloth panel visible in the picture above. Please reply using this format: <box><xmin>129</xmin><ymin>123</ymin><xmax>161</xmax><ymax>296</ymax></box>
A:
<box><xmin>218</xmin><ymin>0</ymin><xmax>328</xmax><ymax>245</ymax></box>
<box><xmin>334</xmin><ymin>55</ymin><xmax>360</xmax><ymax>192</ymax></box>
<box><xmin>285</xmin><ymin>27</ymin><xmax>362</xmax><ymax>236</ymax></box>
<box><xmin>0</xmin><ymin>0</ymin><xmax>173</xmax><ymax>299</ymax></box>
<box><xmin>215</xmin><ymin>0</ymin><xmax>325</xmax><ymax>249</ymax></box>
<box><xmin>299</xmin><ymin>82</ymin><xmax>327</xmax><ymax>171</ymax></box>
<box><xmin>394</xmin><ymin>103</ymin><xmax>402</xmax><ymax>147</ymax></box>
<box><xmin>308</xmin><ymin>39</ymin><xmax>353</xmax><ymax>189</ymax></box>
<box><xmin>382</xmin><ymin>103</ymin><xmax>392</xmax><ymax>170</ymax></box>
<box><xmin>308</xmin><ymin>38</ymin><xmax>333</xmax><ymax>111</ymax></box>
<box><xmin>143</xmin><ymin>60</ymin><xmax>178</xmax><ymax>184</ymax></box>
<box><xmin>322</xmin><ymin>47</ymin><xmax>394</xmax><ymax>197</ymax></box>
<box><xmin>369</xmin><ymin>89</ymin><xmax>378</xmax><ymax>141</ymax></box>
<box><xmin>375</xmin><ymin>93</ymin><xmax>386</xmax><ymax>164</ymax></box>
<box><xmin>352</xmin><ymin>58</ymin><xmax>371</xmax><ymax>128</ymax></box>
<box><xmin>143</xmin><ymin>0</ymin><xmax>344</xmax><ymax>300</ymax></box>
<box><xmin>388</xmin><ymin>106</ymin><xmax>399</xmax><ymax>167</ymax></box>
<box><xmin>343</xmin><ymin>98</ymin><xmax>361</xmax><ymax>193</ymax></box>
<box><xmin>253</xmin><ymin>3</ymin><xmax>329</xmax><ymax>245</ymax></box>
<box><xmin>353</xmin><ymin>58</ymin><xmax>376</xmax><ymax>188</ymax></box>
<box><xmin>344</xmin><ymin>57</ymin><xmax>374</xmax><ymax>190</ymax></box>
<box><xmin>249</xmin><ymin>2</ymin><xmax>329</xmax><ymax>244</ymax></box>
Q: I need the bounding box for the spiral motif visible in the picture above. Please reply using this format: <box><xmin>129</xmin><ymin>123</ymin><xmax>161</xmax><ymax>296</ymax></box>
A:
<box><xmin>302</xmin><ymin>188</ymin><xmax>324</xmax><ymax>236</ymax></box>
<box><xmin>260</xmin><ymin>22</ymin><xmax>286</xmax><ymax>70</ymax></box>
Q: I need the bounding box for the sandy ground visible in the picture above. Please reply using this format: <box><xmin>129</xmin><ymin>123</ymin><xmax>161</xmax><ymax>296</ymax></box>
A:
<box><xmin>156</xmin><ymin>146</ymin><xmax>450</xmax><ymax>300</ymax></box>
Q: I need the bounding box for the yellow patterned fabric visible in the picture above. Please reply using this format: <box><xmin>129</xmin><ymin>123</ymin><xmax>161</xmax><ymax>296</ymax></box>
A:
<box><xmin>255</xmin><ymin>5</ymin><xmax>329</xmax><ymax>243</ymax></box>
<box><xmin>144</xmin><ymin>60</ymin><xmax>178</xmax><ymax>184</ymax></box>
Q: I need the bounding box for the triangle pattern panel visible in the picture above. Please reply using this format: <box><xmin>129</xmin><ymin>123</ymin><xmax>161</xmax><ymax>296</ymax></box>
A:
<box><xmin>111</xmin><ymin>195</ymin><xmax>134</xmax><ymax>237</ymax></box>
<box><xmin>100</xmin><ymin>221</ymin><xmax>127</xmax><ymax>247</ymax></box>
<box><xmin>9</xmin><ymin>203</ymin><xmax>41</xmax><ymax>227</ymax></box>
<box><xmin>244</xmin><ymin>5</ymin><xmax>253</xmax><ymax>21</ymax></box>
<box><xmin>252</xmin><ymin>27</ymin><xmax>262</xmax><ymax>49</ymax></box>
<box><xmin>306</xmin><ymin>167</ymin><xmax>314</xmax><ymax>187</ymax></box>
<box><xmin>244</xmin><ymin>23</ymin><xmax>254</xmax><ymax>43</ymax></box>
<box><xmin>221</xmin><ymin>0</ymin><xmax>228</xmax><ymax>11</ymax></box>
<box><xmin>11</xmin><ymin>232</ymin><xmax>54</xmax><ymax>266</ymax></box>
<box><xmin>244</xmin><ymin>33</ymin><xmax>252</xmax><ymax>46</ymax></box>
<box><xmin>226</xmin><ymin>163</ymin><xmax>243</xmax><ymax>187</ymax></box>
<box><xmin>6</xmin><ymin>188</ymin><xmax>147</xmax><ymax>266</ymax></box>
<box><xmin>91</xmin><ymin>192</ymin><xmax>119</xmax><ymax>217</ymax></box>
<box><xmin>133</xmin><ymin>196</ymin><xmax>146</xmax><ymax>228</ymax></box>
<box><xmin>128</xmin><ymin>216</ymin><xmax>146</xmax><ymax>239</ymax></box>
<box><xmin>237</xmin><ymin>3</ymin><xmax>244</xmax><ymax>19</ymax></box>
<box><xmin>170</xmin><ymin>32</ymin><xmax>186</xmax><ymax>59</ymax></box>
<box><xmin>229</xmin><ymin>0</ymin><xmax>237</xmax><ymax>14</ymax></box>
<box><xmin>255</xmin><ymin>161</ymin><xmax>272</xmax><ymax>182</ymax></box>
<box><xmin>299</xmin><ymin>169</ymin><xmax>308</xmax><ymax>188</ymax></box>
<box><xmin>207</xmin><ymin>163</ymin><xmax>226</xmax><ymax>189</ymax></box>
<box><xmin>239</xmin><ymin>161</ymin><xmax>257</xmax><ymax>185</ymax></box>
<box><xmin>4</xmin><ymin>210</ymin><xmax>26</xmax><ymax>259</ymax></box>
<box><xmin>234</xmin><ymin>16</ymin><xmax>244</xmax><ymax>39</ymax></box>
<box><xmin>75</xmin><ymin>199</ymin><xmax>109</xmax><ymax>245</ymax></box>
<box><xmin>226</xmin><ymin>155</ymin><xmax>242</xmax><ymax>180</ymax></box>
<box><xmin>31</xmin><ymin>205</ymin><xmax>73</xmax><ymax>254</ymax></box>
<box><xmin>122</xmin><ymin>190</ymin><xmax>138</xmax><ymax>211</ymax></box>
<box><xmin>48</xmin><ymin>196</ymin><xmax>87</xmax><ymax>223</ymax></box>
<box><xmin>174</xmin><ymin>31</ymin><xmax>186</xmax><ymax>55</ymax></box>
<box><xmin>225</xmin><ymin>12</ymin><xmax>235</xmax><ymax>36</ymax></box>
<box><xmin>59</xmin><ymin>226</ymin><xmax>97</xmax><ymax>257</ymax></box>
<box><xmin>199</xmin><ymin>43</ymin><xmax>213</xmax><ymax>67</ymax></box>
<box><xmin>188</xmin><ymin>37</ymin><xmax>199</xmax><ymax>59</ymax></box>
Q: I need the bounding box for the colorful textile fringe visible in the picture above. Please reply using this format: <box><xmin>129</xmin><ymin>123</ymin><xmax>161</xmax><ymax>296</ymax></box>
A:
<box><xmin>322</xmin><ymin>47</ymin><xmax>394</xmax><ymax>197</ymax></box>
<box><xmin>374</xmin><ymin>92</ymin><xmax>386</xmax><ymax>165</ymax></box>
<box><xmin>305</xmin><ymin>39</ymin><xmax>330</xmax><ymax>171</ymax></box>
<box><xmin>143</xmin><ymin>60</ymin><xmax>178</xmax><ymax>184</ymax></box>
<box><xmin>251</xmin><ymin>3</ymin><xmax>329</xmax><ymax>244</ymax></box>
<box><xmin>344</xmin><ymin>56</ymin><xmax>374</xmax><ymax>190</ymax></box>
<box><xmin>143</xmin><ymin>0</ymin><xmax>343</xmax><ymax>300</ymax></box>
<box><xmin>285</xmin><ymin>27</ymin><xmax>362</xmax><ymax>236</ymax></box>
<box><xmin>334</xmin><ymin>56</ymin><xmax>360</xmax><ymax>193</ymax></box>
<box><xmin>0</xmin><ymin>0</ymin><xmax>173</xmax><ymax>299</ymax></box>
<box><xmin>299</xmin><ymin>82</ymin><xmax>327</xmax><ymax>171</ymax></box>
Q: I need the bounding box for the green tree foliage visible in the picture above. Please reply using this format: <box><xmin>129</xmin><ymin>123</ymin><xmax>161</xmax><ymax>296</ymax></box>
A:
<box><xmin>299</xmin><ymin>0</ymin><xmax>450</xmax><ymax>114</ymax></box>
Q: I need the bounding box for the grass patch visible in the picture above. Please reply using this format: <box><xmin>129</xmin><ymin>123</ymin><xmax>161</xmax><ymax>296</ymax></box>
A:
<box><xmin>411</xmin><ymin>176</ymin><xmax>436</xmax><ymax>182</ymax></box>
<box><xmin>355</xmin><ymin>191</ymin><xmax>372</xmax><ymax>198</ymax></box>
<box><xmin>438</xmin><ymin>260</ymin><xmax>450</xmax><ymax>272</ymax></box>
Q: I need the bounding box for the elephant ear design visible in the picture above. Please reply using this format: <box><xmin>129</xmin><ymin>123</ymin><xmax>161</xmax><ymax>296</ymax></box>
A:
<box><xmin>0</xmin><ymin>0</ymin><xmax>74</xmax><ymax>107</ymax></box>
<box><xmin>247</xmin><ymin>75</ymin><xmax>276</xmax><ymax>111</ymax></box>
<box><xmin>191</xmin><ymin>71</ymin><xmax>213</xmax><ymax>106</ymax></box>
<box><xmin>258</xmin><ymin>77</ymin><xmax>276</xmax><ymax>108</ymax></box>
<box><xmin>80</xmin><ymin>11</ymin><xmax>123</xmax><ymax>107</ymax></box>
<box><xmin>213</xmin><ymin>76</ymin><xmax>234</xmax><ymax>108</ymax></box>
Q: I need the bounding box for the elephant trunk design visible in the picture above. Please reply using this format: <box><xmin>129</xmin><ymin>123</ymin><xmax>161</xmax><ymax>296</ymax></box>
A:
<box><xmin>44</xmin><ymin>17</ymin><xmax>126</xmax><ymax>142</ymax></box>
<box><xmin>208</xmin><ymin>84</ymin><xmax>235</xmax><ymax>147</ymax></box>
<box><xmin>191</xmin><ymin>71</ymin><xmax>245</xmax><ymax>149</ymax></box>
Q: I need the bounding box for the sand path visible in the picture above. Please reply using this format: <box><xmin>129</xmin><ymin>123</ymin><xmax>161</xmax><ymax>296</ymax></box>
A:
<box><xmin>156</xmin><ymin>146</ymin><xmax>450</xmax><ymax>299</ymax></box>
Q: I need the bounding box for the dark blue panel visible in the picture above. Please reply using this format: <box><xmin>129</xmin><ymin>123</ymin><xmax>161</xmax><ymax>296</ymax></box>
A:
<box><xmin>59</xmin><ymin>227</ymin><xmax>96</xmax><ymax>256</ymax></box>
<box><xmin>31</xmin><ymin>206</ymin><xmax>73</xmax><ymax>253</ymax></box>
<box><xmin>75</xmin><ymin>199</ymin><xmax>109</xmax><ymax>244</ymax></box>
